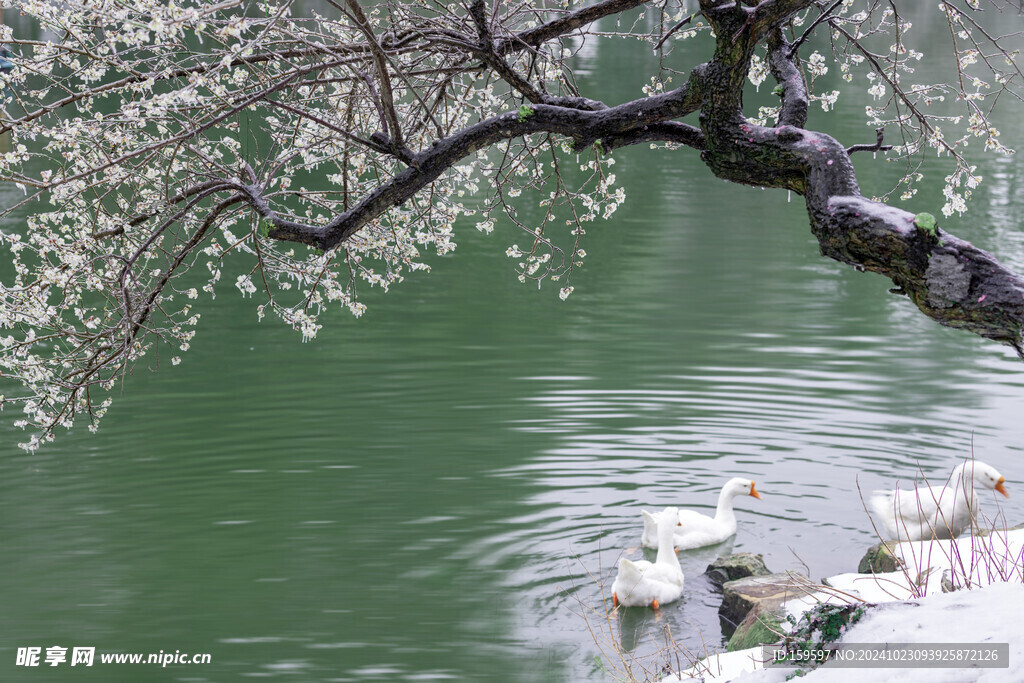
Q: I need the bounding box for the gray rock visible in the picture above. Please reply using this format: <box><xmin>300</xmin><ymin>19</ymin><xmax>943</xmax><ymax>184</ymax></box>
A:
<box><xmin>720</xmin><ymin>572</ymin><xmax>809</xmax><ymax>631</ymax></box>
<box><xmin>727</xmin><ymin>601</ymin><xmax>788</xmax><ymax>652</ymax></box>
<box><xmin>705</xmin><ymin>552</ymin><xmax>772</xmax><ymax>587</ymax></box>
<box><xmin>859</xmin><ymin>525</ymin><xmax>1024</xmax><ymax>574</ymax></box>
<box><xmin>857</xmin><ymin>542</ymin><xmax>902</xmax><ymax>574</ymax></box>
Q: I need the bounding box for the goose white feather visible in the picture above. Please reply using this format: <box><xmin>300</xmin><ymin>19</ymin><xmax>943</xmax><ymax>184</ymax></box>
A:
<box><xmin>641</xmin><ymin>478</ymin><xmax>762</xmax><ymax>550</ymax></box>
<box><xmin>612</xmin><ymin>507</ymin><xmax>684</xmax><ymax>609</ymax></box>
<box><xmin>870</xmin><ymin>461</ymin><xmax>1009</xmax><ymax>541</ymax></box>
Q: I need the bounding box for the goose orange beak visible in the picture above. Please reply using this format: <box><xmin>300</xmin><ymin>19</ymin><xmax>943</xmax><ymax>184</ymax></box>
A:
<box><xmin>750</xmin><ymin>482</ymin><xmax>762</xmax><ymax>499</ymax></box>
<box><xmin>995</xmin><ymin>477</ymin><xmax>1009</xmax><ymax>498</ymax></box>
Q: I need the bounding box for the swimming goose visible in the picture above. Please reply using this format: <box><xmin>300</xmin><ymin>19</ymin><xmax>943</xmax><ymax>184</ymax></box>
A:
<box><xmin>870</xmin><ymin>461</ymin><xmax>1009</xmax><ymax>541</ymax></box>
<box><xmin>641</xmin><ymin>478</ymin><xmax>762</xmax><ymax>550</ymax></box>
<box><xmin>612</xmin><ymin>507</ymin><xmax>684</xmax><ymax>609</ymax></box>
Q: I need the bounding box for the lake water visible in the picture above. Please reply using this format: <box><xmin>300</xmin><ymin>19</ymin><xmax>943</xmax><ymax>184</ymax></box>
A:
<box><xmin>2</xmin><ymin>8</ymin><xmax>1024</xmax><ymax>683</ymax></box>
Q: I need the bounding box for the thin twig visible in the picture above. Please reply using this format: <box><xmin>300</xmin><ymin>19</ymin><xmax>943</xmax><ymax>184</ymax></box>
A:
<box><xmin>788</xmin><ymin>0</ymin><xmax>843</xmax><ymax>57</ymax></box>
<box><xmin>846</xmin><ymin>127</ymin><xmax>895</xmax><ymax>155</ymax></box>
<box><xmin>654</xmin><ymin>12</ymin><xmax>697</xmax><ymax>51</ymax></box>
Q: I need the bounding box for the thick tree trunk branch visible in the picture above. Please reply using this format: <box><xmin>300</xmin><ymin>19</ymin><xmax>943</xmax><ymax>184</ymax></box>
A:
<box><xmin>692</xmin><ymin>2</ymin><xmax>1024</xmax><ymax>353</ymax></box>
<box><xmin>498</xmin><ymin>0</ymin><xmax>652</xmax><ymax>54</ymax></box>
<box><xmin>600</xmin><ymin>122</ymin><xmax>705</xmax><ymax>152</ymax></box>
<box><xmin>767</xmin><ymin>32</ymin><xmax>808</xmax><ymax>128</ymax></box>
<box><xmin>266</xmin><ymin>85</ymin><xmax>703</xmax><ymax>250</ymax></box>
<box><xmin>821</xmin><ymin>196</ymin><xmax>1024</xmax><ymax>350</ymax></box>
<box><xmin>749</xmin><ymin>0</ymin><xmax>817</xmax><ymax>41</ymax></box>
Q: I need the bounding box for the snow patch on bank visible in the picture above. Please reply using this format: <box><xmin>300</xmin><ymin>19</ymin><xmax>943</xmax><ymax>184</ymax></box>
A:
<box><xmin>672</xmin><ymin>530</ymin><xmax>1024</xmax><ymax>682</ymax></box>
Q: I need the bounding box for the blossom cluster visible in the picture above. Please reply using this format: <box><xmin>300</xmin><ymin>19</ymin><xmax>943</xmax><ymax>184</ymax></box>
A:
<box><xmin>814</xmin><ymin>1</ymin><xmax>1017</xmax><ymax>213</ymax></box>
<box><xmin>0</xmin><ymin>0</ymin><xmax>607</xmax><ymax>449</ymax></box>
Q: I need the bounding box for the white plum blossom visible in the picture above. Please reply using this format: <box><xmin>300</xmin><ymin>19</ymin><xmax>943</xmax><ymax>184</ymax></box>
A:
<box><xmin>807</xmin><ymin>52</ymin><xmax>828</xmax><ymax>77</ymax></box>
<box><xmin>748</xmin><ymin>53</ymin><xmax>769</xmax><ymax>90</ymax></box>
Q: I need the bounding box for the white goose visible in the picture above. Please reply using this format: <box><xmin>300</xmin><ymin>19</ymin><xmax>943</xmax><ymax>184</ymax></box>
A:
<box><xmin>870</xmin><ymin>461</ymin><xmax>1009</xmax><ymax>541</ymax></box>
<box><xmin>641</xmin><ymin>478</ymin><xmax>762</xmax><ymax>550</ymax></box>
<box><xmin>612</xmin><ymin>507</ymin><xmax>684</xmax><ymax>609</ymax></box>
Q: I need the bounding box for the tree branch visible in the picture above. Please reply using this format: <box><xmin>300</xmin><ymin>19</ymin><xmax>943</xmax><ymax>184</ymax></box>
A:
<box><xmin>787</xmin><ymin>0</ymin><xmax>843</xmax><ymax>57</ymax></box>
<box><xmin>470</xmin><ymin>0</ymin><xmax>547</xmax><ymax>104</ymax></box>
<box><xmin>600</xmin><ymin>121</ymin><xmax>704</xmax><ymax>153</ymax></box>
<box><xmin>846</xmin><ymin>127</ymin><xmax>894</xmax><ymax>155</ymax></box>
<box><xmin>654</xmin><ymin>12</ymin><xmax>697</xmax><ymax>51</ymax></box>
<box><xmin>265</xmin><ymin>85</ymin><xmax>703</xmax><ymax>249</ymax></box>
<box><xmin>339</xmin><ymin>0</ymin><xmax>407</xmax><ymax>152</ymax></box>
<box><xmin>749</xmin><ymin>0</ymin><xmax>817</xmax><ymax>42</ymax></box>
<box><xmin>497</xmin><ymin>0</ymin><xmax>652</xmax><ymax>54</ymax></box>
<box><xmin>692</xmin><ymin>4</ymin><xmax>1024</xmax><ymax>351</ymax></box>
<box><xmin>767</xmin><ymin>31</ymin><xmax>809</xmax><ymax>128</ymax></box>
